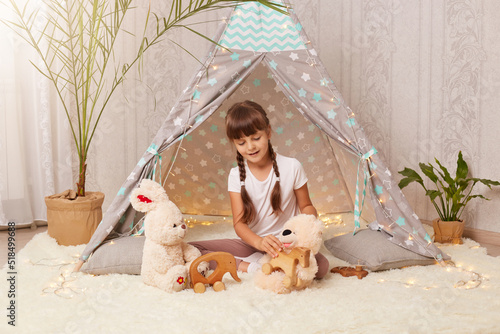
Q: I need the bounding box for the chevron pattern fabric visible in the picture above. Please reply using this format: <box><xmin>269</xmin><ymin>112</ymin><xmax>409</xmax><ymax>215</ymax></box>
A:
<box><xmin>220</xmin><ymin>2</ymin><xmax>306</xmax><ymax>52</ymax></box>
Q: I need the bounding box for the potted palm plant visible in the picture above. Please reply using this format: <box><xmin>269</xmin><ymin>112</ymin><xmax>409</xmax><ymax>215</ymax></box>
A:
<box><xmin>398</xmin><ymin>151</ymin><xmax>500</xmax><ymax>244</ymax></box>
<box><xmin>3</xmin><ymin>0</ymin><xmax>284</xmax><ymax>245</ymax></box>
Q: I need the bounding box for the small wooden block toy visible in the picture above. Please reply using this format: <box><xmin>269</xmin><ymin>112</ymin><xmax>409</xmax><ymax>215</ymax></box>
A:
<box><xmin>330</xmin><ymin>265</ymin><xmax>369</xmax><ymax>279</ymax></box>
<box><xmin>189</xmin><ymin>252</ymin><xmax>241</xmax><ymax>293</ymax></box>
<box><xmin>262</xmin><ymin>247</ymin><xmax>311</xmax><ymax>288</ymax></box>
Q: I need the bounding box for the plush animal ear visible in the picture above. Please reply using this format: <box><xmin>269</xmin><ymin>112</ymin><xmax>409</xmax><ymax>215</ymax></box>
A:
<box><xmin>130</xmin><ymin>179</ymin><xmax>169</xmax><ymax>213</ymax></box>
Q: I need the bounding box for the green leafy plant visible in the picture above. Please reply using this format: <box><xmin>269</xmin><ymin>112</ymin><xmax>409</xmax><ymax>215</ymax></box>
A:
<box><xmin>2</xmin><ymin>0</ymin><xmax>285</xmax><ymax>196</ymax></box>
<box><xmin>398</xmin><ymin>151</ymin><xmax>500</xmax><ymax>222</ymax></box>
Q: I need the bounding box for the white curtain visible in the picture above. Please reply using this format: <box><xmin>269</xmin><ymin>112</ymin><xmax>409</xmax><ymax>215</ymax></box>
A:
<box><xmin>0</xmin><ymin>0</ymin><xmax>177</xmax><ymax>228</ymax></box>
<box><xmin>0</xmin><ymin>5</ymin><xmax>74</xmax><ymax>228</ymax></box>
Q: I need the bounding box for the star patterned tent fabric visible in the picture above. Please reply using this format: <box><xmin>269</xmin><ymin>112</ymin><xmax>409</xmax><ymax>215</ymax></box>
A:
<box><xmin>158</xmin><ymin>63</ymin><xmax>353</xmax><ymax>217</ymax></box>
<box><xmin>80</xmin><ymin>0</ymin><xmax>449</xmax><ymax>263</ymax></box>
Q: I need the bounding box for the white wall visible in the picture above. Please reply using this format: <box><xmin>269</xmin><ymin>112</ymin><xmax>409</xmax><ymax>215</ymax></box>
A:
<box><xmin>88</xmin><ymin>0</ymin><xmax>500</xmax><ymax>233</ymax></box>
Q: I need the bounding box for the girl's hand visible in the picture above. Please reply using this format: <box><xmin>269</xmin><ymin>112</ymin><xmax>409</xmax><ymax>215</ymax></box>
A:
<box><xmin>257</xmin><ymin>235</ymin><xmax>283</xmax><ymax>258</ymax></box>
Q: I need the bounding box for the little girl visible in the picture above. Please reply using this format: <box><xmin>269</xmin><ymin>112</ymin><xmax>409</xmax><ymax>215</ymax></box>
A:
<box><xmin>190</xmin><ymin>100</ymin><xmax>329</xmax><ymax>279</ymax></box>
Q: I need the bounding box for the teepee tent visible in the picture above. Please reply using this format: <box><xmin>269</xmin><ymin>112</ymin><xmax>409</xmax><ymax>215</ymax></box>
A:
<box><xmin>80</xmin><ymin>0</ymin><xmax>448</xmax><ymax>263</ymax></box>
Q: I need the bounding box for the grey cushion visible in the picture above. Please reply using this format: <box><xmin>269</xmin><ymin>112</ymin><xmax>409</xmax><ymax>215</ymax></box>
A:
<box><xmin>81</xmin><ymin>236</ymin><xmax>145</xmax><ymax>275</ymax></box>
<box><xmin>324</xmin><ymin>229</ymin><xmax>436</xmax><ymax>271</ymax></box>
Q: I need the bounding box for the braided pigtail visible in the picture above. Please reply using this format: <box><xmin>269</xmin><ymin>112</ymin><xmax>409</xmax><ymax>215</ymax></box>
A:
<box><xmin>269</xmin><ymin>142</ymin><xmax>282</xmax><ymax>216</ymax></box>
<box><xmin>237</xmin><ymin>151</ymin><xmax>256</xmax><ymax>224</ymax></box>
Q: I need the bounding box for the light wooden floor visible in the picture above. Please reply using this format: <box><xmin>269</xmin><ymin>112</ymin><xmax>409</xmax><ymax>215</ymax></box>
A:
<box><xmin>1</xmin><ymin>225</ymin><xmax>48</xmax><ymax>267</ymax></box>
<box><xmin>1</xmin><ymin>225</ymin><xmax>500</xmax><ymax>267</ymax></box>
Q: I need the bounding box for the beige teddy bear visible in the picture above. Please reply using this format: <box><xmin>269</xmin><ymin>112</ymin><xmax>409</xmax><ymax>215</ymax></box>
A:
<box><xmin>254</xmin><ymin>214</ymin><xmax>324</xmax><ymax>294</ymax></box>
<box><xmin>130</xmin><ymin>179</ymin><xmax>204</xmax><ymax>293</ymax></box>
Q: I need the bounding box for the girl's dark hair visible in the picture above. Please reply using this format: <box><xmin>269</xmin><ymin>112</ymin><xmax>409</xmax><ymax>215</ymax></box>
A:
<box><xmin>226</xmin><ymin>101</ymin><xmax>282</xmax><ymax>225</ymax></box>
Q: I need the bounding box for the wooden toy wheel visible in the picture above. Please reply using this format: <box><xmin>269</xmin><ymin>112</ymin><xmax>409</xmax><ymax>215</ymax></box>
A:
<box><xmin>193</xmin><ymin>282</ymin><xmax>206</xmax><ymax>294</ymax></box>
<box><xmin>262</xmin><ymin>263</ymin><xmax>273</xmax><ymax>275</ymax></box>
<box><xmin>213</xmin><ymin>281</ymin><xmax>225</xmax><ymax>292</ymax></box>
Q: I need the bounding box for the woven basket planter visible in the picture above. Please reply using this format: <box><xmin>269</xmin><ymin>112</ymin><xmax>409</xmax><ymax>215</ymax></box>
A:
<box><xmin>432</xmin><ymin>218</ymin><xmax>465</xmax><ymax>245</ymax></box>
<box><xmin>45</xmin><ymin>190</ymin><xmax>104</xmax><ymax>246</ymax></box>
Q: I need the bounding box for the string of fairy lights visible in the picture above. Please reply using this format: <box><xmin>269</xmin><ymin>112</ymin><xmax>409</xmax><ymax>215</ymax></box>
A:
<box><xmin>35</xmin><ymin>1</ymin><xmax>491</xmax><ymax>298</ymax></box>
<box><xmin>159</xmin><ymin>20</ymin><xmax>221</xmax><ymax>188</ymax></box>
<box><xmin>33</xmin><ymin>215</ymin><xmax>489</xmax><ymax>298</ymax></box>
<box><xmin>144</xmin><ymin>0</ymin><xmax>484</xmax><ymax>289</ymax></box>
<box><xmin>273</xmin><ymin>1</ymin><xmax>446</xmax><ymax>265</ymax></box>
<box><xmin>376</xmin><ymin>259</ymin><xmax>489</xmax><ymax>291</ymax></box>
<box><xmin>320</xmin><ymin>215</ymin><xmax>490</xmax><ymax>291</ymax></box>
<box><xmin>29</xmin><ymin>256</ymin><xmax>86</xmax><ymax>299</ymax></box>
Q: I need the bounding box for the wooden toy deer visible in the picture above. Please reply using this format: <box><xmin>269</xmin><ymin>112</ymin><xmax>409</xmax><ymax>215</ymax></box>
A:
<box><xmin>261</xmin><ymin>247</ymin><xmax>311</xmax><ymax>288</ymax></box>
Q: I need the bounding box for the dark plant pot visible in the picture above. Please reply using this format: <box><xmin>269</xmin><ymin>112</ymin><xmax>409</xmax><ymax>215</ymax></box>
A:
<box><xmin>45</xmin><ymin>190</ymin><xmax>104</xmax><ymax>246</ymax></box>
<box><xmin>432</xmin><ymin>218</ymin><xmax>465</xmax><ymax>245</ymax></box>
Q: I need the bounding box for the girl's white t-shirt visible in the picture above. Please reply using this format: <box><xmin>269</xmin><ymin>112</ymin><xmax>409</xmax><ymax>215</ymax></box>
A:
<box><xmin>228</xmin><ymin>154</ymin><xmax>308</xmax><ymax>237</ymax></box>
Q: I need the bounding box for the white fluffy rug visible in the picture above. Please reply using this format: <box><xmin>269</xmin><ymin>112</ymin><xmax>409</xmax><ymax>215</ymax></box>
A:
<box><xmin>2</xmin><ymin>219</ymin><xmax>500</xmax><ymax>334</ymax></box>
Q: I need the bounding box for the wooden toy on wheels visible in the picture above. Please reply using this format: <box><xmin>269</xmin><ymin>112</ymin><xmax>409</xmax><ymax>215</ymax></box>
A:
<box><xmin>261</xmin><ymin>247</ymin><xmax>311</xmax><ymax>288</ymax></box>
<box><xmin>189</xmin><ymin>252</ymin><xmax>241</xmax><ymax>293</ymax></box>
